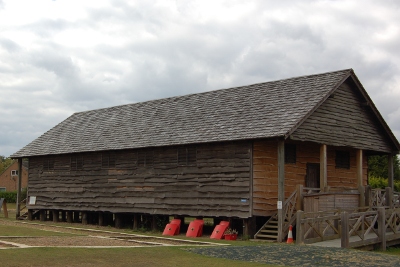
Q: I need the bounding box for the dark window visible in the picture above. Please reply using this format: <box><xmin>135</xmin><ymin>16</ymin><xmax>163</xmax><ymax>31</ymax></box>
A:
<box><xmin>43</xmin><ymin>157</ymin><xmax>55</xmax><ymax>171</ymax></box>
<box><xmin>177</xmin><ymin>146</ymin><xmax>197</xmax><ymax>166</ymax></box>
<box><xmin>71</xmin><ymin>154</ymin><xmax>84</xmax><ymax>170</ymax></box>
<box><xmin>102</xmin><ymin>152</ymin><xmax>116</xmax><ymax>169</ymax></box>
<box><xmin>285</xmin><ymin>144</ymin><xmax>296</xmax><ymax>164</ymax></box>
<box><xmin>138</xmin><ymin>150</ymin><xmax>153</xmax><ymax>167</ymax></box>
<box><xmin>11</xmin><ymin>170</ymin><xmax>18</xmax><ymax>176</ymax></box>
<box><xmin>335</xmin><ymin>151</ymin><xmax>350</xmax><ymax>169</ymax></box>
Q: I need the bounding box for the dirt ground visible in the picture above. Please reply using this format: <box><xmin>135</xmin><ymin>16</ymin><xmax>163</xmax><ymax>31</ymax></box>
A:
<box><xmin>0</xmin><ymin>220</ymin><xmax>216</xmax><ymax>248</ymax></box>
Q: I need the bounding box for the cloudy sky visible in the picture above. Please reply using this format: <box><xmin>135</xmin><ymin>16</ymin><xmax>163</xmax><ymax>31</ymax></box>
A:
<box><xmin>1</xmin><ymin>0</ymin><xmax>399</xmax><ymax>157</ymax></box>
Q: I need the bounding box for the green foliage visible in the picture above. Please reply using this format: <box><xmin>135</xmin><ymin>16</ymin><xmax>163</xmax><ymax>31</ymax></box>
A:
<box><xmin>368</xmin><ymin>155</ymin><xmax>400</xmax><ymax>180</ymax></box>
<box><xmin>0</xmin><ymin>156</ymin><xmax>14</xmax><ymax>174</ymax></box>
<box><xmin>368</xmin><ymin>176</ymin><xmax>400</xmax><ymax>192</ymax></box>
<box><xmin>0</xmin><ymin>188</ymin><xmax>27</xmax><ymax>203</ymax></box>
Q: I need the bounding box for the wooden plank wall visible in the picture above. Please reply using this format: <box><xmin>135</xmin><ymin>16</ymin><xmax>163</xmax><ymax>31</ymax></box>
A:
<box><xmin>27</xmin><ymin>141</ymin><xmax>251</xmax><ymax>218</ymax></box>
<box><xmin>252</xmin><ymin>140</ymin><xmax>367</xmax><ymax>216</ymax></box>
<box><xmin>291</xmin><ymin>80</ymin><xmax>394</xmax><ymax>153</ymax></box>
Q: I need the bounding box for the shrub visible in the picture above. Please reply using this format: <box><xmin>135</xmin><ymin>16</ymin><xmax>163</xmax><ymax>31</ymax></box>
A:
<box><xmin>369</xmin><ymin>176</ymin><xmax>400</xmax><ymax>192</ymax></box>
<box><xmin>0</xmin><ymin>188</ymin><xmax>27</xmax><ymax>203</ymax></box>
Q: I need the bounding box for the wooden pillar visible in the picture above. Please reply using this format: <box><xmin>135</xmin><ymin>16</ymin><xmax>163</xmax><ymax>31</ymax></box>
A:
<box><xmin>365</xmin><ymin>185</ymin><xmax>371</xmax><ymax>208</ymax></box>
<box><xmin>98</xmin><ymin>212</ymin><xmax>104</xmax><ymax>226</ymax></box>
<box><xmin>82</xmin><ymin>211</ymin><xmax>88</xmax><ymax>225</ymax></box>
<box><xmin>296</xmin><ymin>184</ymin><xmax>303</xmax><ymax>211</ymax></box>
<box><xmin>133</xmin><ymin>214</ymin><xmax>139</xmax><ymax>230</ymax></box>
<box><xmin>74</xmin><ymin>211</ymin><xmax>80</xmax><ymax>223</ymax></box>
<box><xmin>295</xmin><ymin>210</ymin><xmax>304</xmax><ymax>245</ymax></box>
<box><xmin>340</xmin><ymin>211</ymin><xmax>349</xmax><ymax>248</ymax></box>
<box><xmin>40</xmin><ymin>210</ymin><xmax>46</xmax><ymax>221</ymax></box>
<box><xmin>52</xmin><ymin>210</ymin><xmax>59</xmax><ymax>222</ymax></box>
<box><xmin>386</xmin><ymin>187</ymin><xmax>393</xmax><ymax>208</ymax></box>
<box><xmin>15</xmin><ymin>159</ymin><xmax>23</xmax><ymax>219</ymax></box>
<box><xmin>152</xmin><ymin>215</ymin><xmax>157</xmax><ymax>231</ymax></box>
<box><xmin>67</xmin><ymin>211</ymin><xmax>73</xmax><ymax>223</ymax></box>
<box><xmin>277</xmin><ymin>139</ymin><xmax>285</xmax><ymax>243</ymax></box>
<box><xmin>388</xmin><ymin>154</ymin><xmax>394</xmax><ymax>191</ymax></box>
<box><xmin>61</xmin><ymin>211</ymin><xmax>66</xmax><ymax>222</ymax></box>
<box><xmin>28</xmin><ymin>209</ymin><xmax>33</xmax><ymax>221</ymax></box>
<box><xmin>115</xmin><ymin>213</ymin><xmax>122</xmax><ymax>229</ymax></box>
<box><xmin>378</xmin><ymin>207</ymin><xmax>386</xmax><ymax>250</ymax></box>
<box><xmin>320</xmin><ymin>144</ymin><xmax>327</xmax><ymax>191</ymax></box>
<box><xmin>356</xmin><ymin>150</ymin><xmax>363</xmax><ymax>187</ymax></box>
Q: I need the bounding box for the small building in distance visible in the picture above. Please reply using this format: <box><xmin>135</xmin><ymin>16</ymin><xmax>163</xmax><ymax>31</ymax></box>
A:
<box><xmin>0</xmin><ymin>160</ymin><xmax>28</xmax><ymax>192</ymax></box>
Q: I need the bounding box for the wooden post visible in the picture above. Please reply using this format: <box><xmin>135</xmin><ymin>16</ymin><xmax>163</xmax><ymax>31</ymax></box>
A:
<box><xmin>365</xmin><ymin>185</ymin><xmax>371</xmax><ymax>208</ymax></box>
<box><xmin>15</xmin><ymin>159</ymin><xmax>23</xmax><ymax>219</ymax></box>
<box><xmin>61</xmin><ymin>211</ymin><xmax>66</xmax><ymax>222</ymax></box>
<box><xmin>341</xmin><ymin>211</ymin><xmax>349</xmax><ymax>248</ymax></box>
<box><xmin>296</xmin><ymin>184</ymin><xmax>303</xmax><ymax>211</ymax></box>
<box><xmin>388</xmin><ymin>154</ymin><xmax>394</xmax><ymax>191</ymax></box>
<box><xmin>320</xmin><ymin>144</ymin><xmax>327</xmax><ymax>191</ymax></box>
<box><xmin>52</xmin><ymin>210</ymin><xmax>59</xmax><ymax>222</ymax></box>
<box><xmin>82</xmin><ymin>211</ymin><xmax>88</xmax><ymax>225</ymax></box>
<box><xmin>277</xmin><ymin>140</ymin><xmax>285</xmax><ymax>242</ymax></box>
<box><xmin>40</xmin><ymin>210</ymin><xmax>46</xmax><ymax>221</ymax></box>
<box><xmin>28</xmin><ymin>209</ymin><xmax>33</xmax><ymax>221</ymax></box>
<box><xmin>296</xmin><ymin>210</ymin><xmax>304</xmax><ymax>245</ymax></box>
<box><xmin>132</xmin><ymin>214</ymin><xmax>138</xmax><ymax>230</ymax></box>
<box><xmin>1</xmin><ymin>199</ymin><xmax>8</xmax><ymax>218</ymax></box>
<box><xmin>152</xmin><ymin>215</ymin><xmax>157</xmax><ymax>231</ymax></box>
<box><xmin>358</xmin><ymin>186</ymin><xmax>365</xmax><ymax>208</ymax></box>
<box><xmin>74</xmin><ymin>211</ymin><xmax>80</xmax><ymax>223</ymax></box>
<box><xmin>378</xmin><ymin>207</ymin><xmax>386</xmax><ymax>251</ymax></box>
<box><xmin>67</xmin><ymin>211</ymin><xmax>73</xmax><ymax>223</ymax></box>
<box><xmin>98</xmin><ymin>212</ymin><xmax>104</xmax><ymax>226</ymax></box>
<box><xmin>356</xmin><ymin>150</ymin><xmax>363</xmax><ymax>187</ymax></box>
<box><xmin>115</xmin><ymin>213</ymin><xmax>122</xmax><ymax>229</ymax></box>
<box><xmin>386</xmin><ymin>187</ymin><xmax>393</xmax><ymax>208</ymax></box>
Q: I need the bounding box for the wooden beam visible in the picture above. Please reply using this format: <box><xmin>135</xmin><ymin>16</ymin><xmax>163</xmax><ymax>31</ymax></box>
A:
<box><xmin>15</xmin><ymin>159</ymin><xmax>23</xmax><ymax>219</ymax></box>
<box><xmin>320</xmin><ymin>144</ymin><xmax>327</xmax><ymax>191</ymax></box>
<box><xmin>388</xmin><ymin>154</ymin><xmax>394</xmax><ymax>190</ymax></box>
<box><xmin>277</xmin><ymin>140</ymin><xmax>285</xmax><ymax>242</ymax></box>
<box><xmin>356</xmin><ymin>150</ymin><xmax>363</xmax><ymax>187</ymax></box>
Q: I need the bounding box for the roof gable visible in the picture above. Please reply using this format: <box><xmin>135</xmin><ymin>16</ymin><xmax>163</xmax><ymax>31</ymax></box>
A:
<box><xmin>12</xmin><ymin>69</ymin><xmax>379</xmax><ymax>158</ymax></box>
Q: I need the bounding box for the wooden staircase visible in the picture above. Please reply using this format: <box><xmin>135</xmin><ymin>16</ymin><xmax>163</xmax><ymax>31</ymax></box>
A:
<box><xmin>254</xmin><ymin>214</ymin><xmax>279</xmax><ymax>241</ymax></box>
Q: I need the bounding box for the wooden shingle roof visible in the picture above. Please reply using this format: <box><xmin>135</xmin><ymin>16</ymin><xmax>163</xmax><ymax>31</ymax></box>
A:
<box><xmin>13</xmin><ymin>69</ymin><xmax>396</xmax><ymax>158</ymax></box>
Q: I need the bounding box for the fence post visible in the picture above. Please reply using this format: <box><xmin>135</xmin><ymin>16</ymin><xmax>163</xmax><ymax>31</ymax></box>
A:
<box><xmin>378</xmin><ymin>207</ymin><xmax>386</xmax><ymax>251</ymax></box>
<box><xmin>341</xmin><ymin>211</ymin><xmax>349</xmax><ymax>248</ymax></box>
<box><xmin>296</xmin><ymin>184</ymin><xmax>303</xmax><ymax>212</ymax></box>
<box><xmin>358</xmin><ymin>185</ymin><xmax>365</xmax><ymax>208</ymax></box>
<box><xmin>296</xmin><ymin>210</ymin><xmax>304</xmax><ymax>245</ymax></box>
<box><xmin>386</xmin><ymin>187</ymin><xmax>393</xmax><ymax>209</ymax></box>
<box><xmin>365</xmin><ymin>185</ymin><xmax>371</xmax><ymax>208</ymax></box>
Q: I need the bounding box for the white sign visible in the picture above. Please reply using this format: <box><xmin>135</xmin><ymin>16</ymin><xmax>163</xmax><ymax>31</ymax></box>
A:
<box><xmin>277</xmin><ymin>201</ymin><xmax>282</xmax><ymax>210</ymax></box>
<box><xmin>29</xmin><ymin>196</ymin><xmax>37</xmax><ymax>205</ymax></box>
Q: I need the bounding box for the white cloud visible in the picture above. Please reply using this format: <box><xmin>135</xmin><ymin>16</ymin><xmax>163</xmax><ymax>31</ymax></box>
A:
<box><xmin>1</xmin><ymin>0</ymin><xmax>400</xmax><ymax>156</ymax></box>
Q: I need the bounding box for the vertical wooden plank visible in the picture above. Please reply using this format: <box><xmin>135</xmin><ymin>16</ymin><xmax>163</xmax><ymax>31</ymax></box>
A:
<box><xmin>277</xmin><ymin>139</ymin><xmax>285</xmax><ymax>242</ymax></box>
<box><xmin>341</xmin><ymin>211</ymin><xmax>349</xmax><ymax>248</ymax></box>
<box><xmin>388</xmin><ymin>154</ymin><xmax>394</xmax><ymax>190</ymax></box>
<box><xmin>296</xmin><ymin>210</ymin><xmax>304</xmax><ymax>245</ymax></box>
<box><xmin>133</xmin><ymin>214</ymin><xmax>138</xmax><ymax>230</ymax></box>
<box><xmin>249</xmin><ymin>143</ymin><xmax>253</xmax><ymax>217</ymax></box>
<box><xmin>358</xmin><ymin>186</ymin><xmax>365</xmax><ymax>207</ymax></box>
<box><xmin>98</xmin><ymin>212</ymin><xmax>104</xmax><ymax>226</ymax></box>
<box><xmin>82</xmin><ymin>212</ymin><xmax>88</xmax><ymax>225</ymax></box>
<box><xmin>386</xmin><ymin>187</ymin><xmax>393</xmax><ymax>208</ymax></box>
<box><xmin>52</xmin><ymin>210</ymin><xmax>59</xmax><ymax>222</ymax></box>
<box><xmin>365</xmin><ymin>185</ymin><xmax>371</xmax><ymax>208</ymax></box>
<box><xmin>356</xmin><ymin>150</ymin><xmax>363</xmax><ymax>187</ymax></box>
<box><xmin>296</xmin><ymin>184</ymin><xmax>303</xmax><ymax>211</ymax></box>
<box><xmin>115</xmin><ymin>213</ymin><xmax>122</xmax><ymax>229</ymax></box>
<box><xmin>152</xmin><ymin>215</ymin><xmax>157</xmax><ymax>231</ymax></box>
<box><xmin>67</xmin><ymin>211</ymin><xmax>73</xmax><ymax>223</ymax></box>
<box><xmin>378</xmin><ymin>207</ymin><xmax>386</xmax><ymax>251</ymax></box>
<box><xmin>16</xmin><ymin>159</ymin><xmax>23</xmax><ymax>219</ymax></box>
<box><xmin>320</xmin><ymin>144</ymin><xmax>327</xmax><ymax>191</ymax></box>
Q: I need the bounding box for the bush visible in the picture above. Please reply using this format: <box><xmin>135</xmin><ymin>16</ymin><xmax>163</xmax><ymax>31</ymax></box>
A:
<box><xmin>369</xmin><ymin>176</ymin><xmax>400</xmax><ymax>192</ymax></box>
<box><xmin>0</xmin><ymin>188</ymin><xmax>27</xmax><ymax>203</ymax></box>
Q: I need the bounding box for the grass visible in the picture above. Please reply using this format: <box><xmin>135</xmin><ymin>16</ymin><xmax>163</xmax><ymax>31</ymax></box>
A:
<box><xmin>0</xmin><ymin>224</ymin><xmax>74</xmax><ymax>237</ymax></box>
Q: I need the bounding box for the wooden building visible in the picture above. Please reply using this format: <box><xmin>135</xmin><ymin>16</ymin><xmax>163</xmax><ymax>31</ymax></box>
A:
<box><xmin>11</xmin><ymin>69</ymin><xmax>400</xmax><ymax>239</ymax></box>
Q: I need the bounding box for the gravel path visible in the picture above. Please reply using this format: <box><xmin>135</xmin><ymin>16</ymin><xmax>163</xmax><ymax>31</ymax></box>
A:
<box><xmin>186</xmin><ymin>244</ymin><xmax>400</xmax><ymax>267</ymax></box>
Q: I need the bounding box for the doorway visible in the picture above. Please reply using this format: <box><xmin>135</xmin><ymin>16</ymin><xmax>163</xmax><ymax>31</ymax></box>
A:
<box><xmin>306</xmin><ymin>163</ymin><xmax>320</xmax><ymax>188</ymax></box>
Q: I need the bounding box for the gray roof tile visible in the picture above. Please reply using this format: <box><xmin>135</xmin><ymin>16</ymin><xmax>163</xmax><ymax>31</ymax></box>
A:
<box><xmin>11</xmin><ymin>69</ymin><xmax>352</xmax><ymax>157</ymax></box>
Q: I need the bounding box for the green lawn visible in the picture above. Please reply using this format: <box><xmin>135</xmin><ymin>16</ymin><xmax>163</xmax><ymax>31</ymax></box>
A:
<box><xmin>0</xmin><ymin>224</ymin><xmax>74</xmax><ymax>237</ymax></box>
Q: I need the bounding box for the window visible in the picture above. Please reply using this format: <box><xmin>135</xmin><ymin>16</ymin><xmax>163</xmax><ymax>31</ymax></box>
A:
<box><xmin>335</xmin><ymin>151</ymin><xmax>350</xmax><ymax>169</ymax></box>
<box><xmin>11</xmin><ymin>170</ymin><xmax>18</xmax><ymax>176</ymax></box>
<box><xmin>138</xmin><ymin>150</ymin><xmax>154</xmax><ymax>167</ymax></box>
<box><xmin>71</xmin><ymin>154</ymin><xmax>84</xmax><ymax>170</ymax></box>
<box><xmin>285</xmin><ymin>144</ymin><xmax>296</xmax><ymax>164</ymax></box>
<box><xmin>0</xmin><ymin>187</ymin><xmax>6</xmax><ymax>192</ymax></box>
<box><xmin>178</xmin><ymin>146</ymin><xmax>197</xmax><ymax>166</ymax></box>
<box><xmin>43</xmin><ymin>158</ymin><xmax>55</xmax><ymax>171</ymax></box>
<box><xmin>102</xmin><ymin>152</ymin><xmax>116</xmax><ymax>169</ymax></box>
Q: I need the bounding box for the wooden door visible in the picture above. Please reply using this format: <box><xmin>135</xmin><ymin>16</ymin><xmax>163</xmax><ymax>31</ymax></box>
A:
<box><xmin>306</xmin><ymin>163</ymin><xmax>320</xmax><ymax>188</ymax></box>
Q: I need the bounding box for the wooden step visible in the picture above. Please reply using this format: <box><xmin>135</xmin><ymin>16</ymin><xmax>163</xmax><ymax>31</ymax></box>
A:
<box><xmin>255</xmin><ymin>234</ymin><xmax>277</xmax><ymax>239</ymax></box>
<box><xmin>260</xmin><ymin>229</ymin><xmax>278</xmax><ymax>234</ymax></box>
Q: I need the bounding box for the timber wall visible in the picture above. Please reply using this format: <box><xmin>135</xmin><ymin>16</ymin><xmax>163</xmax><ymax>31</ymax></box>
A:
<box><xmin>252</xmin><ymin>140</ymin><xmax>367</xmax><ymax>216</ymax></box>
<box><xmin>291</xmin><ymin>80</ymin><xmax>394</xmax><ymax>153</ymax></box>
<box><xmin>27</xmin><ymin>141</ymin><xmax>251</xmax><ymax>218</ymax></box>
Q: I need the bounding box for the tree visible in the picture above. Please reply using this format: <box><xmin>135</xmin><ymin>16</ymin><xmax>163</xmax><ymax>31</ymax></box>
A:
<box><xmin>0</xmin><ymin>156</ymin><xmax>14</xmax><ymax>174</ymax></box>
<box><xmin>368</xmin><ymin>154</ymin><xmax>400</xmax><ymax>180</ymax></box>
